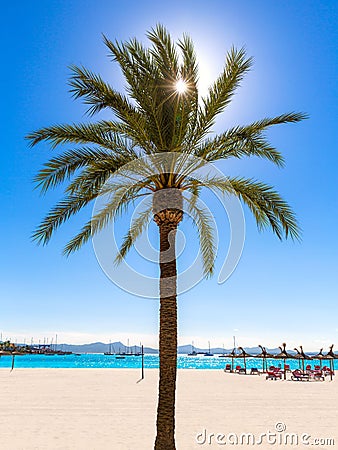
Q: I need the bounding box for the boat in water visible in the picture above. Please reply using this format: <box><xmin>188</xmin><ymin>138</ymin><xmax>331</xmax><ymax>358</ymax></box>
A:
<box><xmin>104</xmin><ymin>340</ymin><xmax>115</xmax><ymax>356</ymax></box>
<box><xmin>188</xmin><ymin>342</ymin><xmax>198</xmax><ymax>356</ymax></box>
<box><xmin>204</xmin><ymin>341</ymin><xmax>214</xmax><ymax>357</ymax></box>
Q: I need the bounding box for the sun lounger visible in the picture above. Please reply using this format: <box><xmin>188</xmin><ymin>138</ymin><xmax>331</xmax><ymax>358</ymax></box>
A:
<box><xmin>250</xmin><ymin>368</ymin><xmax>259</xmax><ymax>375</ymax></box>
<box><xmin>266</xmin><ymin>370</ymin><xmax>282</xmax><ymax>380</ymax></box>
<box><xmin>323</xmin><ymin>367</ymin><xmax>334</xmax><ymax>377</ymax></box>
<box><xmin>291</xmin><ymin>370</ymin><xmax>310</xmax><ymax>381</ymax></box>
<box><xmin>234</xmin><ymin>364</ymin><xmax>247</xmax><ymax>374</ymax></box>
<box><xmin>310</xmin><ymin>370</ymin><xmax>325</xmax><ymax>381</ymax></box>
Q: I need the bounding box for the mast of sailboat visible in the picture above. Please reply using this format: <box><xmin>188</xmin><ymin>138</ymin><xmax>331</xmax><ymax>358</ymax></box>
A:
<box><xmin>141</xmin><ymin>344</ymin><xmax>144</xmax><ymax>379</ymax></box>
<box><xmin>233</xmin><ymin>336</ymin><xmax>236</xmax><ymax>355</ymax></box>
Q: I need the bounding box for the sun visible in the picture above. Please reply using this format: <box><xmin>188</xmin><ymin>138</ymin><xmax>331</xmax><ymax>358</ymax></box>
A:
<box><xmin>175</xmin><ymin>79</ymin><xmax>188</xmax><ymax>94</ymax></box>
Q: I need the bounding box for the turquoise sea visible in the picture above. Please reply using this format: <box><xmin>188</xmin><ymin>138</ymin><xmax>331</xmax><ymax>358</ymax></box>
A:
<box><xmin>0</xmin><ymin>354</ymin><xmax>337</xmax><ymax>370</ymax></box>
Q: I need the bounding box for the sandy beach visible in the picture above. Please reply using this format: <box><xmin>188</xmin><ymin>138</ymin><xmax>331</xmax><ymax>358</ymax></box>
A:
<box><xmin>0</xmin><ymin>368</ymin><xmax>336</xmax><ymax>449</ymax></box>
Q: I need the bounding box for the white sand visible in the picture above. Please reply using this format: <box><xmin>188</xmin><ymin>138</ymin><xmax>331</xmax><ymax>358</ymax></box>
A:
<box><xmin>0</xmin><ymin>369</ymin><xmax>337</xmax><ymax>449</ymax></box>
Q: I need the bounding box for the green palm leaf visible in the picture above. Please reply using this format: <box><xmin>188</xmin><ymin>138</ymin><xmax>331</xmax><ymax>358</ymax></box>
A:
<box><xmin>115</xmin><ymin>204</ymin><xmax>153</xmax><ymax>263</ymax></box>
<box><xmin>185</xmin><ymin>195</ymin><xmax>217</xmax><ymax>277</ymax></box>
<box><xmin>195</xmin><ymin>175</ymin><xmax>300</xmax><ymax>240</ymax></box>
<box><xmin>34</xmin><ymin>147</ymin><xmax>115</xmax><ymax>194</ymax></box>
<box><xmin>193</xmin><ymin>47</ymin><xmax>252</xmax><ymax>145</ymax></box>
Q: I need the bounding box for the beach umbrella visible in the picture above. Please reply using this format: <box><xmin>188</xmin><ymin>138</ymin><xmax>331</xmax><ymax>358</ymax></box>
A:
<box><xmin>255</xmin><ymin>345</ymin><xmax>274</xmax><ymax>373</ymax></box>
<box><xmin>293</xmin><ymin>348</ymin><xmax>302</xmax><ymax>369</ymax></box>
<box><xmin>325</xmin><ymin>345</ymin><xmax>338</xmax><ymax>381</ymax></box>
<box><xmin>274</xmin><ymin>343</ymin><xmax>293</xmax><ymax>380</ymax></box>
<box><xmin>326</xmin><ymin>344</ymin><xmax>338</xmax><ymax>360</ymax></box>
<box><xmin>300</xmin><ymin>345</ymin><xmax>313</xmax><ymax>371</ymax></box>
<box><xmin>313</xmin><ymin>348</ymin><xmax>326</xmax><ymax>368</ymax></box>
<box><xmin>237</xmin><ymin>347</ymin><xmax>252</xmax><ymax>373</ymax></box>
<box><xmin>294</xmin><ymin>346</ymin><xmax>312</xmax><ymax>372</ymax></box>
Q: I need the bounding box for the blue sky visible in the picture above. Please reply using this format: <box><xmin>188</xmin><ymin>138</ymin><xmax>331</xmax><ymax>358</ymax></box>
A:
<box><xmin>1</xmin><ymin>0</ymin><xmax>337</xmax><ymax>350</ymax></box>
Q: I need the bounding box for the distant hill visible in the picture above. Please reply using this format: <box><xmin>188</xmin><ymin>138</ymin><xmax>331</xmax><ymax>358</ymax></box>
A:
<box><xmin>179</xmin><ymin>345</ymin><xmax>282</xmax><ymax>355</ymax></box>
<box><xmin>52</xmin><ymin>342</ymin><xmax>285</xmax><ymax>355</ymax></box>
<box><xmin>54</xmin><ymin>342</ymin><xmax>158</xmax><ymax>354</ymax></box>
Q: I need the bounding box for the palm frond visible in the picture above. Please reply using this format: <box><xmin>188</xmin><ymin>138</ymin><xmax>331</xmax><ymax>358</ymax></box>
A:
<box><xmin>32</xmin><ymin>192</ymin><xmax>96</xmax><ymax>245</ymax></box>
<box><xmin>34</xmin><ymin>147</ymin><xmax>115</xmax><ymax>194</ymax></box>
<box><xmin>64</xmin><ymin>162</ymin><xmax>121</xmax><ymax>197</ymax></box>
<box><xmin>63</xmin><ymin>150</ymin><xmax>142</xmax><ymax>196</ymax></box>
<box><xmin>195</xmin><ymin>176</ymin><xmax>300</xmax><ymax>240</ymax></box>
<box><xmin>246</xmin><ymin>112</ymin><xmax>308</xmax><ymax>130</ymax></box>
<box><xmin>198</xmin><ymin>132</ymin><xmax>284</xmax><ymax>167</ymax></box>
<box><xmin>196</xmin><ymin>112</ymin><xmax>307</xmax><ymax>165</ymax></box>
<box><xmin>103</xmin><ymin>34</ymin><xmax>170</xmax><ymax>150</ymax></box>
<box><xmin>63</xmin><ymin>181</ymin><xmax>150</xmax><ymax>255</ymax></box>
<box><xmin>69</xmin><ymin>65</ymin><xmax>127</xmax><ymax>117</ymax></box>
<box><xmin>178</xmin><ymin>34</ymin><xmax>199</xmax><ymax>147</ymax></box>
<box><xmin>193</xmin><ymin>47</ymin><xmax>252</xmax><ymax>144</ymax></box>
<box><xmin>147</xmin><ymin>24</ymin><xmax>179</xmax><ymax>79</ymax></box>
<box><xmin>68</xmin><ymin>65</ymin><xmax>155</xmax><ymax>152</ymax></box>
<box><xmin>185</xmin><ymin>194</ymin><xmax>217</xmax><ymax>277</ymax></box>
<box><xmin>115</xmin><ymin>203</ymin><xmax>153</xmax><ymax>263</ymax></box>
<box><xmin>26</xmin><ymin>121</ymin><xmax>128</xmax><ymax>150</ymax></box>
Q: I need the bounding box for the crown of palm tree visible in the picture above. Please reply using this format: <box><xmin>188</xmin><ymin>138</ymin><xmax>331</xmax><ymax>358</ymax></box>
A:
<box><xmin>27</xmin><ymin>24</ymin><xmax>305</xmax><ymax>276</ymax></box>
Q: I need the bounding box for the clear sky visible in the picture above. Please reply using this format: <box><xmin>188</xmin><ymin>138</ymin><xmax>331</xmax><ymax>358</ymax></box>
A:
<box><xmin>1</xmin><ymin>0</ymin><xmax>337</xmax><ymax>350</ymax></box>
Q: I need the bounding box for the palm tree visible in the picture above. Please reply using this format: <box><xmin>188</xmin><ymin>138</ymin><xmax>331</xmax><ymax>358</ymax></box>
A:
<box><xmin>27</xmin><ymin>25</ymin><xmax>305</xmax><ymax>450</ymax></box>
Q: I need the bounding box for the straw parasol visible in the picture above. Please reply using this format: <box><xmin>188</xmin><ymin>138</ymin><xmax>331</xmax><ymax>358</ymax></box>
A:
<box><xmin>237</xmin><ymin>347</ymin><xmax>252</xmax><ymax>373</ymax></box>
<box><xmin>301</xmin><ymin>345</ymin><xmax>312</xmax><ymax>370</ymax></box>
<box><xmin>293</xmin><ymin>346</ymin><xmax>312</xmax><ymax>372</ymax></box>
<box><xmin>255</xmin><ymin>345</ymin><xmax>274</xmax><ymax>373</ymax></box>
<box><xmin>274</xmin><ymin>343</ymin><xmax>293</xmax><ymax>379</ymax></box>
<box><xmin>325</xmin><ymin>345</ymin><xmax>338</xmax><ymax>381</ymax></box>
<box><xmin>313</xmin><ymin>348</ymin><xmax>326</xmax><ymax>368</ymax></box>
<box><xmin>326</xmin><ymin>344</ymin><xmax>338</xmax><ymax>360</ymax></box>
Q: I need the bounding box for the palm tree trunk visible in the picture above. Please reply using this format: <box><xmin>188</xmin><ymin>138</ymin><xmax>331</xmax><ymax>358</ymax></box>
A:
<box><xmin>154</xmin><ymin>219</ymin><xmax>178</xmax><ymax>450</ymax></box>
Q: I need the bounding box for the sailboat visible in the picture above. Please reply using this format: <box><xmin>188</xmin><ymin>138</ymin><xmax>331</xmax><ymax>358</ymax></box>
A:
<box><xmin>115</xmin><ymin>341</ymin><xmax>140</xmax><ymax>358</ymax></box>
<box><xmin>204</xmin><ymin>341</ymin><xmax>214</xmax><ymax>357</ymax></box>
<box><xmin>188</xmin><ymin>341</ymin><xmax>198</xmax><ymax>356</ymax></box>
<box><xmin>115</xmin><ymin>346</ymin><xmax>125</xmax><ymax>359</ymax></box>
<box><xmin>104</xmin><ymin>340</ymin><xmax>115</xmax><ymax>356</ymax></box>
<box><xmin>119</xmin><ymin>340</ymin><xmax>141</xmax><ymax>357</ymax></box>
<box><xmin>218</xmin><ymin>344</ymin><xmax>227</xmax><ymax>357</ymax></box>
